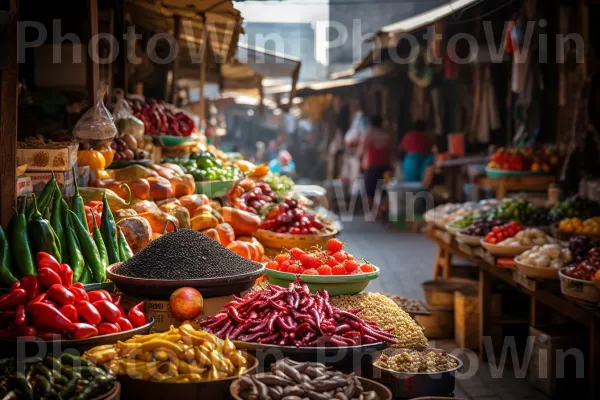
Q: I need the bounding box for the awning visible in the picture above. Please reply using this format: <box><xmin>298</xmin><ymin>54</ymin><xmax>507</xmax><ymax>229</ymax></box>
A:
<box><xmin>355</xmin><ymin>0</ymin><xmax>480</xmax><ymax>72</ymax></box>
<box><xmin>126</xmin><ymin>0</ymin><xmax>243</xmax><ymax>64</ymax></box>
<box><xmin>266</xmin><ymin>77</ymin><xmax>367</xmax><ymax>97</ymax></box>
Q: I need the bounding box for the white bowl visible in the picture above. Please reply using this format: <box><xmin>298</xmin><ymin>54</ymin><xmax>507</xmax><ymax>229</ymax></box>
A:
<box><xmin>480</xmin><ymin>239</ymin><xmax>533</xmax><ymax>257</ymax></box>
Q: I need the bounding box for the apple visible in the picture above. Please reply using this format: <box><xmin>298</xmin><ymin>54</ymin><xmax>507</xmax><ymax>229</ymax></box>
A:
<box><xmin>170</xmin><ymin>287</ymin><xmax>204</xmax><ymax>321</ymax></box>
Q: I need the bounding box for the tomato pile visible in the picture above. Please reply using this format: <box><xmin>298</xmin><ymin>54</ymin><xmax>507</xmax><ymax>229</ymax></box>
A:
<box><xmin>265</xmin><ymin>239</ymin><xmax>377</xmax><ymax>276</ymax></box>
<box><xmin>0</xmin><ymin>252</ymin><xmax>147</xmax><ymax>340</ymax></box>
<box><xmin>261</xmin><ymin>198</ymin><xmax>325</xmax><ymax>235</ymax></box>
<box><xmin>484</xmin><ymin>221</ymin><xmax>524</xmax><ymax>244</ymax></box>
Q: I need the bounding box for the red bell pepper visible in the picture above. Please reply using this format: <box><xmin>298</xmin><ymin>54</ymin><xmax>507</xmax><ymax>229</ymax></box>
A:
<box><xmin>14</xmin><ymin>305</ymin><xmax>27</xmax><ymax>327</ymax></box>
<box><xmin>18</xmin><ymin>325</ymin><xmax>37</xmax><ymax>338</ymax></box>
<box><xmin>97</xmin><ymin>322</ymin><xmax>120</xmax><ymax>335</ymax></box>
<box><xmin>37</xmin><ymin>329</ymin><xmax>63</xmax><ymax>341</ymax></box>
<box><xmin>58</xmin><ymin>264</ymin><xmax>73</xmax><ymax>287</ymax></box>
<box><xmin>20</xmin><ymin>276</ymin><xmax>39</xmax><ymax>302</ymax></box>
<box><xmin>0</xmin><ymin>325</ymin><xmax>18</xmax><ymax>339</ymax></box>
<box><xmin>28</xmin><ymin>302</ymin><xmax>73</xmax><ymax>332</ymax></box>
<box><xmin>72</xmin><ymin>282</ymin><xmax>85</xmax><ymax>290</ymax></box>
<box><xmin>36</xmin><ymin>252</ymin><xmax>61</xmax><ymax>273</ymax></box>
<box><xmin>9</xmin><ymin>282</ymin><xmax>20</xmax><ymax>292</ymax></box>
<box><xmin>59</xmin><ymin>304</ymin><xmax>79</xmax><ymax>323</ymax></box>
<box><xmin>68</xmin><ymin>286</ymin><xmax>89</xmax><ymax>302</ymax></box>
<box><xmin>0</xmin><ymin>289</ymin><xmax>27</xmax><ymax>311</ymax></box>
<box><xmin>74</xmin><ymin>301</ymin><xmax>102</xmax><ymax>325</ymax></box>
<box><xmin>38</xmin><ymin>268</ymin><xmax>63</xmax><ymax>288</ymax></box>
<box><xmin>128</xmin><ymin>302</ymin><xmax>147</xmax><ymax>328</ymax></box>
<box><xmin>92</xmin><ymin>300</ymin><xmax>121</xmax><ymax>323</ymax></box>
<box><xmin>112</xmin><ymin>296</ymin><xmax>126</xmax><ymax>317</ymax></box>
<box><xmin>87</xmin><ymin>290</ymin><xmax>111</xmax><ymax>303</ymax></box>
<box><xmin>47</xmin><ymin>284</ymin><xmax>76</xmax><ymax>306</ymax></box>
<box><xmin>41</xmin><ymin>299</ymin><xmax>59</xmax><ymax>308</ymax></box>
<box><xmin>68</xmin><ymin>323</ymin><xmax>98</xmax><ymax>340</ymax></box>
<box><xmin>0</xmin><ymin>310</ymin><xmax>15</xmax><ymax>325</ymax></box>
<box><xmin>116</xmin><ymin>317</ymin><xmax>133</xmax><ymax>332</ymax></box>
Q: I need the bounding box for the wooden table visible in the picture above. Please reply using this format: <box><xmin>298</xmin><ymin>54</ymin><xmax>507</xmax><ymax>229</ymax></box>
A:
<box><xmin>478</xmin><ymin>175</ymin><xmax>555</xmax><ymax>199</ymax></box>
<box><xmin>426</xmin><ymin>226</ymin><xmax>599</xmax><ymax>399</ymax></box>
<box><xmin>436</xmin><ymin>155</ymin><xmax>489</xmax><ymax>203</ymax></box>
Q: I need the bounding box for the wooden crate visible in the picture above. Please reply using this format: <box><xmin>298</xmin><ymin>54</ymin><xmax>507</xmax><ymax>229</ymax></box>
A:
<box><xmin>454</xmin><ymin>289</ymin><xmax>479</xmax><ymax>350</ymax></box>
<box><xmin>415</xmin><ymin>308</ymin><xmax>454</xmax><ymax>339</ymax></box>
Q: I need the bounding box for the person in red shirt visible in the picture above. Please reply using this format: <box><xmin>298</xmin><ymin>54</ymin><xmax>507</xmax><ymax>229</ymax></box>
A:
<box><xmin>359</xmin><ymin>115</ymin><xmax>393</xmax><ymax>201</ymax></box>
<box><xmin>398</xmin><ymin>120</ymin><xmax>434</xmax><ymax>182</ymax></box>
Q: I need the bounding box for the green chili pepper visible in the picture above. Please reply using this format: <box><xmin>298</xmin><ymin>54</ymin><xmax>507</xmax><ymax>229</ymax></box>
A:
<box><xmin>100</xmin><ymin>193</ymin><xmax>119</xmax><ymax>265</ymax></box>
<box><xmin>27</xmin><ymin>172</ymin><xmax>56</xmax><ymax>221</ymax></box>
<box><xmin>62</xmin><ymin>200</ymin><xmax>84</xmax><ymax>282</ymax></box>
<box><xmin>10</xmin><ymin>199</ymin><xmax>36</xmax><ymax>277</ymax></box>
<box><xmin>59</xmin><ymin>378</ymin><xmax>78</xmax><ymax>398</ymax></box>
<box><xmin>78</xmin><ymin>265</ymin><xmax>92</xmax><ymax>284</ymax></box>
<box><xmin>27</xmin><ymin>195</ymin><xmax>62</xmax><ymax>263</ymax></box>
<box><xmin>0</xmin><ymin>225</ymin><xmax>18</xmax><ymax>287</ymax></box>
<box><xmin>90</xmin><ymin>209</ymin><xmax>108</xmax><ymax>269</ymax></box>
<box><xmin>117</xmin><ymin>227</ymin><xmax>133</xmax><ymax>262</ymax></box>
<box><xmin>60</xmin><ymin>354</ymin><xmax>93</xmax><ymax>369</ymax></box>
<box><xmin>50</xmin><ymin>183</ymin><xmax>67</xmax><ymax>265</ymax></box>
<box><xmin>67</xmin><ymin>210</ymin><xmax>103</xmax><ymax>283</ymax></box>
<box><xmin>9</xmin><ymin>374</ymin><xmax>32</xmax><ymax>400</ymax></box>
<box><xmin>71</xmin><ymin>167</ymin><xmax>89</xmax><ymax>232</ymax></box>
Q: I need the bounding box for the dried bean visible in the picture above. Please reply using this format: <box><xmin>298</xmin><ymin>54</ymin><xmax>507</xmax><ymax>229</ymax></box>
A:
<box><xmin>256</xmin><ymin>375</ymin><xmax>293</xmax><ymax>387</ymax></box>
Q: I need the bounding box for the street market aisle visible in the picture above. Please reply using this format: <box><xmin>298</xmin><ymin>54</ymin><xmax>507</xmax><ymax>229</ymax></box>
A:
<box><xmin>338</xmin><ymin>219</ymin><xmax>435</xmax><ymax>300</ymax></box>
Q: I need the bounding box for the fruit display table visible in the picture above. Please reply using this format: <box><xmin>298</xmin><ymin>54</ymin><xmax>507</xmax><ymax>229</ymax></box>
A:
<box><xmin>478</xmin><ymin>175</ymin><xmax>556</xmax><ymax>199</ymax></box>
<box><xmin>425</xmin><ymin>225</ymin><xmax>600</xmax><ymax>399</ymax></box>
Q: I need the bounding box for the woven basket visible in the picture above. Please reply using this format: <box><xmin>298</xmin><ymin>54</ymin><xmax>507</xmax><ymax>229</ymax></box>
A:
<box><xmin>254</xmin><ymin>226</ymin><xmax>338</xmax><ymax>252</ymax></box>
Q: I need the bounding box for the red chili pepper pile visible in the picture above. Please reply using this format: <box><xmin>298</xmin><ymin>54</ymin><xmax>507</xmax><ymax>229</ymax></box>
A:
<box><xmin>0</xmin><ymin>252</ymin><xmax>147</xmax><ymax>340</ymax></box>
<box><xmin>200</xmin><ymin>280</ymin><xmax>397</xmax><ymax>347</ymax></box>
<box><xmin>128</xmin><ymin>98</ymin><xmax>195</xmax><ymax>137</ymax></box>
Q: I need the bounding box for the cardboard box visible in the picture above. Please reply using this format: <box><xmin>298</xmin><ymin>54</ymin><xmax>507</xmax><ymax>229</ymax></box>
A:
<box><xmin>26</xmin><ymin>169</ymin><xmax>74</xmax><ymax>197</ymax></box>
<box><xmin>16</xmin><ymin>176</ymin><xmax>33</xmax><ymax>198</ymax></box>
<box><xmin>121</xmin><ymin>294</ymin><xmax>233</xmax><ymax>332</ymax></box>
<box><xmin>17</xmin><ymin>143</ymin><xmax>78</xmax><ymax>171</ymax></box>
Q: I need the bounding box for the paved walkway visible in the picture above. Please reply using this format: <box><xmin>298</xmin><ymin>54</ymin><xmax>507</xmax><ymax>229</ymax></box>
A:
<box><xmin>340</xmin><ymin>219</ymin><xmax>551</xmax><ymax>400</ymax></box>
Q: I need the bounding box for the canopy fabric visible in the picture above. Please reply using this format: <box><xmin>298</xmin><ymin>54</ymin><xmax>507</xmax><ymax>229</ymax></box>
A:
<box><xmin>126</xmin><ymin>0</ymin><xmax>243</xmax><ymax>63</ymax></box>
<box><xmin>266</xmin><ymin>77</ymin><xmax>367</xmax><ymax>97</ymax></box>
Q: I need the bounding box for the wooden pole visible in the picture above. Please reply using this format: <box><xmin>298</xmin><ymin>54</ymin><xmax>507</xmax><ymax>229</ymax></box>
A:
<box><xmin>169</xmin><ymin>15</ymin><xmax>182</xmax><ymax>104</ymax></box>
<box><xmin>87</xmin><ymin>0</ymin><xmax>100</xmax><ymax>101</ymax></box>
<box><xmin>113</xmin><ymin>0</ymin><xmax>128</xmax><ymax>91</ymax></box>
<box><xmin>0</xmin><ymin>3</ymin><xmax>19</xmax><ymax>228</ymax></box>
<box><xmin>199</xmin><ymin>23</ymin><xmax>208</xmax><ymax>131</ymax></box>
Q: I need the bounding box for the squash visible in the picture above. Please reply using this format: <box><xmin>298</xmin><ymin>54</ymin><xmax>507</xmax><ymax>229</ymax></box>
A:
<box><xmin>226</xmin><ymin>241</ymin><xmax>251</xmax><ymax>260</ymax></box>
<box><xmin>201</xmin><ymin>228</ymin><xmax>221</xmax><ymax>244</ymax></box>
<box><xmin>191</xmin><ymin>212</ymin><xmax>219</xmax><ymax>231</ymax></box>
<box><xmin>215</xmin><ymin>223</ymin><xmax>235</xmax><ymax>246</ymax></box>
<box><xmin>148</xmin><ymin>176</ymin><xmax>174</xmax><ymax>201</ymax></box>
<box><xmin>117</xmin><ymin>216</ymin><xmax>152</xmax><ymax>254</ymax></box>
<box><xmin>237</xmin><ymin>236</ymin><xmax>264</xmax><ymax>261</ymax></box>
<box><xmin>79</xmin><ymin>186</ymin><xmax>131</xmax><ymax>211</ymax></box>
<box><xmin>179</xmin><ymin>194</ymin><xmax>210</xmax><ymax>214</ymax></box>
<box><xmin>210</xmin><ymin>200</ymin><xmax>222</xmax><ymax>211</ymax></box>
<box><xmin>220</xmin><ymin>207</ymin><xmax>261</xmax><ymax>237</ymax></box>
<box><xmin>130</xmin><ymin>199</ymin><xmax>161</xmax><ymax>214</ymax></box>
<box><xmin>159</xmin><ymin>203</ymin><xmax>191</xmax><ymax>229</ymax></box>
<box><xmin>171</xmin><ymin>174</ymin><xmax>195</xmax><ymax>198</ymax></box>
<box><xmin>245</xmin><ymin>241</ymin><xmax>259</xmax><ymax>261</ymax></box>
<box><xmin>160</xmin><ymin>163</ymin><xmax>186</xmax><ymax>176</ymax></box>
<box><xmin>110</xmin><ymin>164</ymin><xmax>156</xmax><ymax>181</ymax></box>
<box><xmin>113</xmin><ymin>208</ymin><xmax>138</xmax><ymax>222</ymax></box>
<box><xmin>126</xmin><ymin>178</ymin><xmax>151</xmax><ymax>200</ymax></box>
<box><xmin>137</xmin><ymin>211</ymin><xmax>179</xmax><ymax>233</ymax></box>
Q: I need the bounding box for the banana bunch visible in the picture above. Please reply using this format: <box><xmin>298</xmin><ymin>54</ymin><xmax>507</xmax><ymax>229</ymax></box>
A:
<box><xmin>83</xmin><ymin>321</ymin><xmax>249</xmax><ymax>383</ymax></box>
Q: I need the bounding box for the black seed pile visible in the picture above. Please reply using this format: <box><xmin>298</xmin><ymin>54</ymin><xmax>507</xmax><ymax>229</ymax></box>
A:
<box><xmin>114</xmin><ymin>229</ymin><xmax>263</xmax><ymax>280</ymax></box>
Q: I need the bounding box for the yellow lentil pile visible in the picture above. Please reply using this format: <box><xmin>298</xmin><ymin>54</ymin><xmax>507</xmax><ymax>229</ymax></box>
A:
<box><xmin>331</xmin><ymin>293</ymin><xmax>428</xmax><ymax>350</ymax></box>
<box><xmin>375</xmin><ymin>349</ymin><xmax>459</xmax><ymax>373</ymax></box>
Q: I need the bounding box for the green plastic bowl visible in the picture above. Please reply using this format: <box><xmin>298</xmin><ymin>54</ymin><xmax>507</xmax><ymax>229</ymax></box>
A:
<box><xmin>195</xmin><ymin>179</ymin><xmax>236</xmax><ymax>198</ymax></box>
<box><xmin>485</xmin><ymin>167</ymin><xmax>551</xmax><ymax>179</ymax></box>
<box><xmin>264</xmin><ymin>266</ymin><xmax>380</xmax><ymax>296</ymax></box>
<box><xmin>155</xmin><ymin>135</ymin><xmax>194</xmax><ymax>147</ymax></box>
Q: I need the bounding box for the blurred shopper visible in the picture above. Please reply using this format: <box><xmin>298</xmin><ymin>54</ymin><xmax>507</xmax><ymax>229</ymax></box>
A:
<box><xmin>252</xmin><ymin>141</ymin><xmax>266</xmax><ymax>164</ymax></box>
<box><xmin>359</xmin><ymin>115</ymin><xmax>393</xmax><ymax>211</ymax></box>
<box><xmin>269</xmin><ymin>150</ymin><xmax>296</xmax><ymax>177</ymax></box>
<box><xmin>398</xmin><ymin>120</ymin><xmax>434</xmax><ymax>182</ymax></box>
<box><xmin>341</xmin><ymin>101</ymin><xmax>368</xmax><ymax>184</ymax></box>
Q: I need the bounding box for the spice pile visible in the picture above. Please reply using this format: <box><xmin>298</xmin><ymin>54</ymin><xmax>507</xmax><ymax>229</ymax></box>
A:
<box><xmin>0</xmin><ymin>253</ymin><xmax>146</xmax><ymax>340</ymax></box>
<box><xmin>200</xmin><ymin>280</ymin><xmax>398</xmax><ymax>347</ymax></box>
<box><xmin>84</xmin><ymin>321</ymin><xmax>250</xmax><ymax>382</ymax></box>
<box><xmin>235</xmin><ymin>359</ymin><xmax>381</xmax><ymax>400</ymax></box>
<box><xmin>0</xmin><ymin>354</ymin><xmax>116</xmax><ymax>400</ymax></box>
<box><xmin>375</xmin><ymin>349</ymin><xmax>459</xmax><ymax>373</ymax></box>
<box><xmin>265</xmin><ymin>239</ymin><xmax>376</xmax><ymax>276</ymax></box>
<box><xmin>331</xmin><ymin>293</ymin><xmax>428</xmax><ymax>350</ymax></box>
<box><xmin>113</xmin><ymin>229</ymin><xmax>263</xmax><ymax>280</ymax></box>
<box><xmin>381</xmin><ymin>293</ymin><xmax>430</xmax><ymax>315</ymax></box>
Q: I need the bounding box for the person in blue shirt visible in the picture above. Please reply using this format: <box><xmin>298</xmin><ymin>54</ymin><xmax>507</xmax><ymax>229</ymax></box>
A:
<box><xmin>268</xmin><ymin>150</ymin><xmax>296</xmax><ymax>177</ymax></box>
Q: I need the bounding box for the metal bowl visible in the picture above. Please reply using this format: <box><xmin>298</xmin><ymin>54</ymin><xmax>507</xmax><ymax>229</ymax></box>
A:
<box><xmin>0</xmin><ymin>317</ymin><xmax>155</xmax><ymax>357</ymax></box>
<box><xmin>370</xmin><ymin>348</ymin><xmax>463</xmax><ymax>398</ymax></box>
<box><xmin>233</xmin><ymin>340</ymin><xmax>389</xmax><ymax>373</ymax></box>
<box><xmin>107</xmin><ymin>263</ymin><xmax>265</xmax><ymax>298</ymax></box>
<box><xmin>230</xmin><ymin>373</ymin><xmax>392</xmax><ymax>400</ymax></box>
<box><xmin>118</xmin><ymin>353</ymin><xmax>258</xmax><ymax>399</ymax></box>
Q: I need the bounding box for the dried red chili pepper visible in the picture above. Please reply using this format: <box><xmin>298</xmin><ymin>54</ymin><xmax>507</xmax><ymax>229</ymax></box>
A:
<box><xmin>13</xmin><ymin>305</ymin><xmax>27</xmax><ymax>327</ymax></box>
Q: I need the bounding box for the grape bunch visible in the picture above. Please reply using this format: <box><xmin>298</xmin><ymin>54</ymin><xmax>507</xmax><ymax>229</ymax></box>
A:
<box><xmin>461</xmin><ymin>217</ymin><xmax>506</xmax><ymax>237</ymax></box>
<box><xmin>568</xmin><ymin>236</ymin><xmax>600</xmax><ymax>263</ymax></box>
<box><xmin>261</xmin><ymin>198</ymin><xmax>325</xmax><ymax>235</ymax></box>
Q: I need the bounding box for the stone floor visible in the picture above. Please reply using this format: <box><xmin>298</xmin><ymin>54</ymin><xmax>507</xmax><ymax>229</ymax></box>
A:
<box><xmin>339</xmin><ymin>218</ymin><xmax>552</xmax><ymax>400</ymax></box>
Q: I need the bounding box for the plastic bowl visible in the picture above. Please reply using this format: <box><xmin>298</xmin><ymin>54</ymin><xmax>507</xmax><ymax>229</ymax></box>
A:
<box><xmin>154</xmin><ymin>135</ymin><xmax>195</xmax><ymax>147</ymax></box>
<box><xmin>264</xmin><ymin>266</ymin><xmax>380</xmax><ymax>296</ymax></box>
<box><xmin>194</xmin><ymin>179</ymin><xmax>236</xmax><ymax>198</ymax></box>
